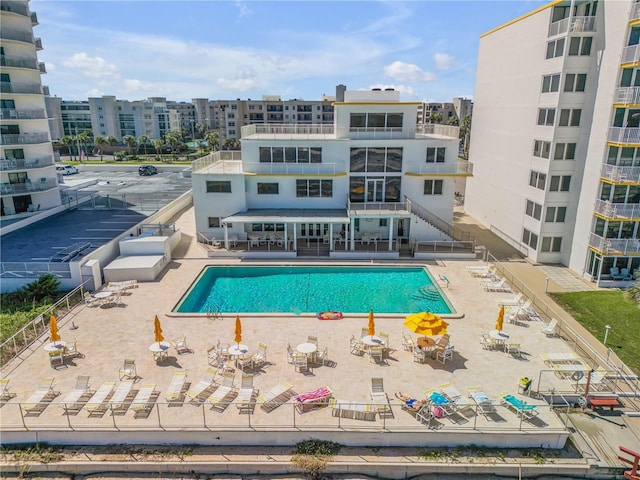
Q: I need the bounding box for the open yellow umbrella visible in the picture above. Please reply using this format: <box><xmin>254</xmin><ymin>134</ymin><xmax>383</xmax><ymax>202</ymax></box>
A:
<box><xmin>367</xmin><ymin>309</ymin><xmax>375</xmax><ymax>336</ymax></box>
<box><xmin>495</xmin><ymin>305</ymin><xmax>505</xmax><ymax>331</ymax></box>
<box><xmin>49</xmin><ymin>315</ymin><xmax>60</xmax><ymax>343</ymax></box>
<box><xmin>154</xmin><ymin>315</ymin><xmax>164</xmax><ymax>342</ymax></box>
<box><xmin>234</xmin><ymin>315</ymin><xmax>242</xmax><ymax>344</ymax></box>
<box><xmin>404</xmin><ymin>312</ymin><xmax>449</xmax><ymax>337</ymax></box>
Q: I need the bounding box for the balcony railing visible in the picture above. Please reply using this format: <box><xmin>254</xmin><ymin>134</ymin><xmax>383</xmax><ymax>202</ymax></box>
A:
<box><xmin>0</xmin><ymin>55</ymin><xmax>38</xmax><ymax>70</ymax></box>
<box><xmin>30</xmin><ymin>11</ymin><xmax>38</xmax><ymax>25</ymax></box>
<box><xmin>38</xmin><ymin>62</ymin><xmax>47</xmax><ymax>74</ymax></box>
<box><xmin>0</xmin><ymin>132</ymin><xmax>49</xmax><ymax>145</ymax></box>
<box><xmin>0</xmin><ymin>28</ymin><xmax>34</xmax><ymax>43</ymax></box>
<box><xmin>348</xmin><ymin>201</ymin><xmax>410</xmax><ymax>215</ymax></box>
<box><xmin>608</xmin><ymin>127</ymin><xmax>640</xmax><ymax>144</ymax></box>
<box><xmin>601</xmin><ymin>164</ymin><xmax>640</xmax><ymax>183</ymax></box>
<box><xmin>0</xmin><ymin>108</ymin><xmax>46</xmax><ymax>120</ymax></box>
<box><xmin>405</xmin><ymin>160</ymin><xmax>473</xmax><ymax>176</ymax></box>
<box><xmin>589</xmin><ymin>233</ymin><xmax>640</xmax><ymax>256</ymax></box>
<box><xmin>243</xmin><ymin>124</ymin><xmax>335</xmax><ymax>138</ymax></box>
<box><xmin>0</xmin><ymin>1</ymin><xmax>29</xmax><ymax>17</ymax></box>
<box><xmin>622</xmin><ymin>44</ymin><xmax>640</xmax><ymax>64</ymax></box>
<box><xmin>548</xmin><ymin>16</ymin><xmax>596</xmax><ymax>37</ymax></box>
<box><xmin>615</xmin><ymin>86</ymin><xmax>640</xmax><ymax>105</ymax></box>
<box><xmin>0</xmin><ymin>82</ymin><xmax>42</xmax><ymax>94</ymax></box>
<box><xmin>35</xmin><ymin>37</ymin><xmax>42</xmax><ymax>50</ymax></box>
<box><xmin>192</xmin><ymin>151</ymin><xmax>243</xmax><ymax>173</ymax></box>
<box><xmin>632</xmin><ymin>2</ymin><xmax>640</xmax><ymax>22</ymax></box>
<box><xmin>594</xmin><ymin>199</ymin><xmax>640</xmax><ymax>220</ymax></box>
<box><xmin>1</xmin><ymin>179</ymin><xmax>58</xmax><ymax>195</ymax></box>
<box><xmin>415</xmin><ymin>123</ymin><xmax>460</xmax><ymax>139</ymax></box>
<box><xmin>243</xmin><ymin>161</ymin><xmax>346</xmax><ymax>175</ymax></box>
<box><xmin>0</xmin><ymin>156</ymin><xmax>54</xmax><ymax>171</ymax></box>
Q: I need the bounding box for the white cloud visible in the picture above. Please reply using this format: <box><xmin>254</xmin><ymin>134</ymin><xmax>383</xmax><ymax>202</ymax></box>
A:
<box><xmin>434</xmin><ymin>53</ymin><xmax>454</xmax><ymax>71</ymax></box>
<box><xmin>62</xmin><ymin>53</ymin><xmax>120</xmax><ymax>81</ymax></box>
<box><xmin>235</xmin><ymin>1</ymin><xmax>251</xmax><ymax>18</ymax></box>
<box><xmin>216</xmin><ymin>77</ymin><xmax>259</xmax><ymax>92</ymax></box>
<box><xmin>86</xmin><ymin>88</ymin><xmax>105</xmax><ymax>98</ymax></box>
<box><xmin>383</xmin><ymin>61</ymin><xmax>436</xmax><ymax>83</ymax></box>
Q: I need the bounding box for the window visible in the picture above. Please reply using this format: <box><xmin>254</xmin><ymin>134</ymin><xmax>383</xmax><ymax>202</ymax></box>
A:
<box><xmin>537</xmin><ymin>108</ymin><xmax>555</xmax><ymax>126</ymax></box>
<box><xmin>541</xmin><ymin>237</ymin><xmax>562</xmax><ymax>252</ymax></box>
<box><xmin>525</xmin><ymin>200</ymin><xmax>542</xmax><ymax>220</ymax></box>
<box><xmin>564</xmin><ymin>73</ymin><xmax>587</xmax><ymax>92</ymax></box>
<box><xmin>554</xmin><ymin>143</ymin><xmax>576</xmax><ymax>160</ymax></box>
<box><xmin>545</xmin><ymin>206</ymin><xmax>567</xmax><ymax>222</ymax></box>
<box><xmin>529</xmin><ymin>171</ymin><xmax>547</xmax><ymax>190</ymax></box>
<box><xmin>426</xmin><ymin>147</ymin><xmax>446</xmax><ymax>163</ymax></box>
<box><xmin>296</xmin><ymin>179</ymin><xmax>333</xmax><ymax>197</ymax></box>
<box><xmin>541</xmin><ymin>74</ymin><xmax>560</xmax><ymax>93</ymax></box>
<box><xmin>559</xmin><ymin>109</ymin><xmax>581</xmax><ymax>127</ymax></box>
<box><xmin>259</xmin><ymin>146</ymin><xmax>322</xmax><ymax>163</ymax></box>
<box><xmin>424</xmin><ymin>179</ymin><xmax>444</xmax><ymax>195</ymax></box>
<box><xmin>350</xmin><ymin>147</ymin><xmax>403</xmax><ymax>172</ymax></box>
<box><xmin>257</xmin><ymin>182</ymin><xmax>279</xmax><ymax>194</ymax></box>
<box><xmin>549</xmin><ymin>175</ymin><xmax>571</xmax><ymax>192</ymax></box>
<box><xmin>568</xmin><ymin>36</ymin><xmax>592</xmax><ymax>56</ymax></box>
<box><xmin>379</xmin><ymin>219</ymin><xmax>388</xmax><ymax>227</ymax></box>
<box><xmin>522</xmin><ymin>228</ymin><xmax>538</xmax><ymax>249</ymax></box>
<box><xmin>533</xmin><ymin>140</ymin><xmax>551</xmax><ymax>159</ymax></box>
<box><xmin>208</xmin><ymin>217</ymin><xmax>220</xmax><ymax>228</ymax></box>
<box><xmin>206</xmin><ymin>181</ymin><xmax>232</xmax><ymax>193</ymax></box>
<box><xmin>546</xmin><ymin>38</ymin><xmax>565</xmax><ymax>59</ymax></box>
<box><xmin>349</xmin><ymin>113</ymin><xmax>403</xmax><ymax>130</ymax></box>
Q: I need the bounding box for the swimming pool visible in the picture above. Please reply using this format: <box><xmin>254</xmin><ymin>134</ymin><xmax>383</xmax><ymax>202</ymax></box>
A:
<box><xmin>174</xmin><ymin>265</ymin><xmax>454</xmax><ymax>315</ymax></box>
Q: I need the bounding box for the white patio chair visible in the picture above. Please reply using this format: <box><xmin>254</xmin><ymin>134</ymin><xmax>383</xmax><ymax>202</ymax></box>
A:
<box><xmin>250</xmin><ymin>343</ymin><xmax>267</xmax><ymax>368</ymax></box>
<box><xmin>349</xmin><ymin>336</ymin><xmax>364</xmax><ymax>356</ymax></box>
<box><xmin>293</xmin><ymin>353</ymin><xmax>308</xmax><ymax>373</ymax></box>
<box><xmin>368</xmin><ymin>346</ymin><xmax>384</xmax><ymax>364</ymax></box>
<box><xmin>119</xmin><ymin>359</ymin><xmax>137</xmax><ymax>380</ymax></box>
<box><xmin>314</xmin><ymin>346</ymin><xmax>329</xmax><ymax>366</ymax></box>
<box><xmin>0</xmin><ymin>379</ymin><xmax>16</xmax><ymax>402</ymax></box>
<box><xmin>49</xmin><ymin>349</ymin><xmax>66</xmax><ymax>369</ymax></box>
<box><xmin>172</xmin><ymin>335</ymin><xmax>190</xmax><ymax>355</ymax></box>
<box><xmin>436</xmin><ymin>345</ymin><xmax>455</xmax><ymax>364</ymax></box>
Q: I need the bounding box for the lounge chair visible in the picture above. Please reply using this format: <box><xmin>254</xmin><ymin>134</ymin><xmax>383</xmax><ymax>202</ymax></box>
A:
<box><xmin>258</xmin><ymin>381</ymin><xmax>294</xmax><ymax>412</ymax></box>
<box><xmin>109</xmin><ymin>380</ymin><xmax>135</xmax><ymax>414</ymax></box>
<box><xmin>165</xmin><ymin>371</ymin><xmax>187</xmax><ymax>403</ymax></box>
<box><xmin>86</xmin><ymin>382</ymin><xmax>115</xmax><ymax>416</ymax></box>
<box><xmin>0</xmin><ymin>379</ymin><xmax>16</xmax><ymax>402</ymax></box>
<box><xmin>330</xmin><ymin>398</ymin><xmax>376</xmax><ymax>421</ymax></box>
<box><xmin>131</xmin><ymin>383</ymin><xmax>158</xmax><ymax>418</ymax></box>
<box><xmin>293</xmin><ymin>386</ymin><xmax>333</xmax><ymax>414</ymax></box>
<box><xmin>60</xmin><ymin>375</ymin><xmax>93</xmax><ymax>414</ymax></box>
<box><xmin>499</xmin><ymin>392</ymin><xmax>539</xmax><ymax>419</ymax></box>
<box><xmin>207</xmin><ymin>345</ymin><xmax>220</xmax><ymax>366</ymax></box>
<box><xmin>369</xmin><ymin>378</ymin><xmax>392</xmax><ymax>418</ymax></box>
<box><xmin>439</xmin><ymin>383</ymin><xmax>472</xmax><ymax>412</ymax></box>
<box><xmin>483</xmin><ymin>278</ymin><xmax>512</xmax><ymax>293</ymax></box>
<box><xmin>207</xmin><ymin>372</ymin><xmax>237</xmax><ymax>412</ymax></box>
<box><xmin>541</xmin><ymin>352</ymin><xmax>580</xmax><ymax>365</ymax></box>
<box><xmin>541</xmin><ymin>318</ymin><xmax>559</xmax><ymax>336</ymax></box>
<box><xmin>23</xmin><ymin>377</ymin><xmax>58</xmax><ymax>415</ymax></box>
<box><xmin>185</xmin><ymin>367</ymin><xmax>217</xmax><ymax>402</ymax></box>
<box><xmin>172</xmin><ymin>335</ymin><xmax>191</xmax><ymax>355</ymax></box>
<box><xmin>467</xmin><ymin>386</ymin><xmax>496</xmax><ymax>416</ymax></box>
<box><xmin>119</xmin><ymin>359</ymin><xmax>137</xmax><ymax>380</ymax></box>
<box><xmin>499</xmin><ymin>292</ymin><xmax>524</xmax><ymax>306</ymax></box>
<box><xmin>368</xmin><ymin>346</ymin><xmax>384</xmax><ymax>364</ymax></box>
<box><xmin>235</xmin><ymin>374</ymin><xmax>256</xmax><ymax>413</ymax></box>
<box><xmin>425</xmin><ymin>388</ymin><xmax>455</xmax><ymax>417</ymax></box>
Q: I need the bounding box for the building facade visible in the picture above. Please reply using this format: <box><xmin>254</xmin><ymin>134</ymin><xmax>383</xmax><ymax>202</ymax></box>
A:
<box><xmin>465</xmin><ymin>0</ymin><xmax>640</xmax><ymax>285</ymax></box>
<box><xmin>191</xmin><ymin>88</ymin><xmax>471</xmax><ymax>257</ymax></box>
<box><xmin>1</xmin><ymin>0</ymin><xmax>60</xmax><ymax>216</ymax></box>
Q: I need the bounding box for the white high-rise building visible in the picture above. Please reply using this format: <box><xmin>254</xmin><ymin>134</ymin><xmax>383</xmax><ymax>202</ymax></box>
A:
<box><xmin>465</xmin><ymin>0</ymin><xmax>640</xmax><ymax>285</ymax></box>
<box><xmin>1</xmin><ymin>0</ymin><xmax>60</xmax><ymax>216</ymax></box>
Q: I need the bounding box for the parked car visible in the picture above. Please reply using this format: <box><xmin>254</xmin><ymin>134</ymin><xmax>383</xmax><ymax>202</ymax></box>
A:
<box><xmin>56</xmin><ymin>165</ymin><xmax>79</xmax><ymax>175</ymax></box>
<box><xmin>138</xmin><ymin>165</ymin><xmax>158</xmax><ymax>176</ymax></box>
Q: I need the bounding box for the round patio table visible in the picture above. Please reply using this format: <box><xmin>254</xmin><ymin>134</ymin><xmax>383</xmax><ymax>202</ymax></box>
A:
<box><xmin>228</xmin><ymin>344</ymin><xmax>249</xmax><ymax>356</ymax></box>
<box><xmin>416</xmin><ymin>337</ymin><xmax>436</xmax><ymax>349</ymax></box>
<box><xmin>149</xmin><ymin>341</ymin><xmax>170</xmax><ymax>361</ymax></box>
<box><xmin>361</xmin><ymin>335</ymin><xmax>383</xmax><ymax>347</ymax></box>
<box><xmin>44</xmin><ymin>341</ymin><xmax>67</xmax><ymax>352</ymax></box>
<box><xmin>296</xmin><ymin>342</ymin><xmax>317</xmax><ymax>356</ymax></box>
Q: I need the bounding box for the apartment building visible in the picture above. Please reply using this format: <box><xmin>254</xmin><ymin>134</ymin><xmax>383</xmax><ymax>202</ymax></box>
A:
<box><xmin>1</xmin><ymin>0</ymin><xmax>60</xmax><ymax>216</ymax></box>
<box><xmin>191</xmin><ymin>88</ymin><xmax>470</xmax><ymax>258</ymax></box>
<box><xmin>465</xmin><ymin>0</ymin><xmax>639</xmax><ymax>285</ymax></box>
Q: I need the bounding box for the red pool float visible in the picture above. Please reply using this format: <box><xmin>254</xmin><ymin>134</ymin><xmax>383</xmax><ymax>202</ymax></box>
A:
<box><xmin>317</xmin><ymin>311</ymin><xmax>343</xmax><ymax>320</ymax></box>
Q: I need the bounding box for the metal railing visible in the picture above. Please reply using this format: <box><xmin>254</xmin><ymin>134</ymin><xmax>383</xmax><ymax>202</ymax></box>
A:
<box><xmin>348</xmin><ymin>200</ymin><xmax>410</xmax><ymax>214</ymax></box>
<box><xmin>1</xmin><ymin>179</ymin><xmax>58</xmax><ymax>195</ymax></box>
<box><xmin>615</xmin><ymin>86</ymin><xmax>640</xmax><ymax>105</ymax></box>
<box><xmin>0</xmin><ymin>262</ymin><xmax>72</xmax><ymax>279</ymax></box>
<box><xmin>405</xmin><ymin>196</ymin><xmax>474</xmax><ymax>243</ymax></box>
<box><xmin>0</xmin><ymin>282</ymin><xmax>88</xmax><ymax>366</ymax></box>
<box><xmin>241</xmin><ymin>123</ymin><xmax>460</xmax><ymax>140</ymax></box>
<box><xmin>412</xmin><ymin>240</ymin><xmax>476</xmax><ymax>255</ymax></box>
<box><xmin>588</xmin><ymin>233</ymin><xmax>640</xmax><ymax>255</ymax></box>
<box><xmin>0</xmin><ymin>81</ymin><xmax>42</xmax><ymax>94</ymax></box>
<box><xmin>548</xmin><ymin>16</ymin><xmax>596</xmax><ymax>37</ymax></box>
<box><xmin>0</xmin><ymin>132</ymin><xmax>50</xmax><ymax>145</ymax></box>
<box><xmin>0</xmin><ymin>156</ymin><xmax>54</xmax><ymax>171</ymax></box>
<box><xmin>0</xmin><ymin>1</ymin><xmax>29</xmax><ymax>17</ymax></box>
<box><xmin>404</xmin><ymin>160</ymin><xmax>474</xmax><ymax>176</ymax></box>
<box><xmin>191</xmin><ymin>151</ymin><xmax>242</xmax><ymax>173</ymax></box>
<box><xmin>0</xmin><ymin>54</ymin><xmax>38</xmax><ymax>70</ymax></box>
<box><xmin>0</xmin><ymin>108</ymin><xmax>46</xmax><ymax>120</ymax></box>
<box><xmin>608</xmin><ymin>127</ymin><xmax>640</xmax><ymax>144</ymax></box>
<box><xmin>600</xmin><ymin>164</ymin><xmax>640</xmax><ymax>184</ymax></box>
<box><xmin>0</xmin><ymin>27</ymin><xmax>34</xmax><ymax>43</ymax></box>
<box><xmin>622</xmin><ymin>44</ymin><xmax>640</xmax><ymax>65</ymax></box>
<box><xmin>594</xmin><ymin>199</ymin><xmax>640</xmax><ymax>219</ymax></box>
<box><xmin>632</xmin><ymin>2</ymin><xmax>640</xmax><ymax>22</ymax></box>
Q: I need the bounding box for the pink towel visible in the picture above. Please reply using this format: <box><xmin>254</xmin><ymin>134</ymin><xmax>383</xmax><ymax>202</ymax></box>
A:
<box><xmin>295</xmin><ymin>387</ymin><xmax>331</xmax><ymax>403</ymax></box>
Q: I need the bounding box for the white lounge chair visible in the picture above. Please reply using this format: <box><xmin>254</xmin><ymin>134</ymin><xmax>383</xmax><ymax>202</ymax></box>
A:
<box><xmin>185</xmin><ymin>367</ymin><xmax>217</xmax><ymax>402</ymax></box>
<box><xmin>541</xmin><ymin>318</ymin><xmax>559</xmax><ymax>336</ymax></box>
<box><xmin>369</xmin><ymin>377</ymin><xmax>392</xmax><ymax>418</ymax></box>
<box><xmin>86</xmin><ymin>382</ymin><xmax>115</xmax><ymax>416</ymax></box>
<box><xmin>60</xmin><ymin>375</ymin><xmax>93</xmax><ymax>414</ymax></box>
<box><xmin>258</xmin><ymin>381</ymin><xmax>294</xmax><ymax>412</ymax></box>
<box><xmin>165</xmin><ymin>371</ymin><xmax>187</xmax><ymax>403</ymax></box>
<box><xmin>468</xmin><ymin>386</ymin><xmax>496</xmax><ymax>416</ymax></box>
<box><xmin>23</xmin><ymin>377</ymin><xmax>58</xmax><ymax>415</ymax></box>
<box><xmin>499</xmin><ymin>292</ymin><xmax>524</xmax><ymax>306</ymax></box>
<box><xmin>235</xmin><ymin>374</ymin><xmax>256</xmax><ymax>413</ymax></box>
<box><xmin>109</xmin><ymin>381</ymin><xmax>134</xmax><ymax>414</ymax></box>
<box><xmin>439</xmin><ymin>383</ymin><xmax>472</xmax><ymax>413</ymax></box>
<box><xmin>483</xmin><ymin>278</ymin><xmax>512</xmax><ymax>293</ymax></box>
<box><xmin>207</xmin><ymin>372</ymin><xmax>237</xmax><ymax>412</ymax></box>
<box><xmin>131</xmin><ymin>383</ymin><xmax>158</xmax><ymax>417</ymax></box>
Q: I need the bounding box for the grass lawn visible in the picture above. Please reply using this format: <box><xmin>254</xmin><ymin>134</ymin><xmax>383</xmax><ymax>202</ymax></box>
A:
<box><xmin>550</xmin><ymin>290</ymin><xmax>640</xmax><ymax>375</ymax></box>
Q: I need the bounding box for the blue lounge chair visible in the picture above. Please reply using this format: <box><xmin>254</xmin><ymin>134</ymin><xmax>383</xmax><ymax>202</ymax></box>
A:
<box><xmin>499</xmin><ymin>392</ymin><xmax>539</xmax><ymax>419</ymax></box>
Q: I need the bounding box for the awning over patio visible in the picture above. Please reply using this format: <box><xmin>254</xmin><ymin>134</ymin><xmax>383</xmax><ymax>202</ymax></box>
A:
<box><xmin>222</xmin><ymin>209</ymin><xmax>350</xmax><ymax>224</ymax></box>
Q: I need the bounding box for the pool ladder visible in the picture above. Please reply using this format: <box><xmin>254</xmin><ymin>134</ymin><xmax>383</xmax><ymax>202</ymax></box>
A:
<box><xmin>206</xmin><ymin>303</ymin><xmax>223</xmax><ymax>321</ymax></box>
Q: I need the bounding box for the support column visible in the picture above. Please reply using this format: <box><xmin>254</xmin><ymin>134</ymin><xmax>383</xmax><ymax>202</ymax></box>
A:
<box><xmin>293</xmin><ymin>223</ymin><xmax>297</xmax><ymax>252</ymax></box>
<box><xmin>350</xmin><ymin>218</ymin><xmax>355</xmax><ymax>251</ymax></box>
<box><xmin>284</xmin><ymin>223</ymin><xmax>288</xmax><ymax>251</ymax></box>
<box><xmin>344</xmin><ymin>223</ymin><xmax>348</xmax><ymax>251</ymax></box>
<box><xmin>329</xmin><ymin>224</ymin><xmax>334</xmax><ymax>252</ymax></box>
<box><xmin>388</xmin><ymin>217</ymin><xmax>393</xmax><ymax>251</ymax></box>
<box><xmin>223</xmin><ymin>224</ymin><xmax>229</xmax><ymax>250</ymax></box>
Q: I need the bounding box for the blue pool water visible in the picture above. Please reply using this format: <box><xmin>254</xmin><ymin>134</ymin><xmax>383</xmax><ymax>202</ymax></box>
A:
<box><xmin>174</xmin><ymin>266</ymin><xmax>453</xmax><ymax>314</ymax></box>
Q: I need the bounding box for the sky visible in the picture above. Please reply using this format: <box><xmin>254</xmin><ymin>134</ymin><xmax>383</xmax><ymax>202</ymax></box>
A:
<box><xmin>32</xmin><ymin>0</ymin><xmax>549</xmax><ymax>103</ymax></box>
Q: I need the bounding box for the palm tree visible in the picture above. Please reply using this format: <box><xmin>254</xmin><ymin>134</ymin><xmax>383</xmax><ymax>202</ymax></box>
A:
<box><xmin>164</xmin><ymin>130</ymin><xmax>183</xmax><ymax>154</ymax></box>
<box><xmin>196</xmin><ymin>122</ymin><xmax>208</xmax><ymax>139</ymax></box>
<box><xmin>77</xmin><ymin>132</ymin><xmax>91</xmax><ymax>161</ymax></box>
<box><xmin>429</xmin><ymin>112</ymin><xmax>443</xmax><ymax>124</ymax></box>
<box><xmin>447</xmin><ymin>116</ymin><xmax>459</xmax><ymax>126</ymax></box>
<box><xmin>94</xmin><ymin>136</ymin><xmax>107</xmax><ymax>161</ymax></box>
<box><xmin>122</xmin><ymin>135</ymin><xmax>137</xmax><ymax>155</ymax></box>
<box><xmin>60</xmin><ymin>135</ymin><xmax>75</xmax><ymax>161</ymax></box>
<box><xmin>107</xmin><ymin>135</ymin><xmax>118</xmax><ymax>147</ymax></box>
<box><xmin>204</xmin><ymin>130</ymin><xmax>220</xmax><ymax>152</ymax></box>
<box><xmin>152</xmin><ymin>138</ymin><xmax>164</xmax><ymax>160</ymax></box>
<box><xmin>460</xmin><ymin>114</ymin><xmax>472</xmax><ymax>155</ymax></box>
<box><xmin>138</xmin><ymin>135</ymin><xmax>149</xmax><ymax>155</ymax></box>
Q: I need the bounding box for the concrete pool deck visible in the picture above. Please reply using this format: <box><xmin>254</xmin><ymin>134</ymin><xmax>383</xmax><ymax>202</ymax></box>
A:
<box><xmin>1</xmin><ymin>206</ymin><xmax>638</xmax><ymax>475</ymax></box>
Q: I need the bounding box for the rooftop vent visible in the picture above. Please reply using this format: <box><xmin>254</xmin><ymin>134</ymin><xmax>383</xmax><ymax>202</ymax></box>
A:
<box><xmin>372</xmin><ymin>88</ymin><xmax>381</xmax><ymax>91</ymax></box>
<box><xmin>385</xmin><ymin>88</ymin><xmax>395</xmax><ymax>91</ymax></box>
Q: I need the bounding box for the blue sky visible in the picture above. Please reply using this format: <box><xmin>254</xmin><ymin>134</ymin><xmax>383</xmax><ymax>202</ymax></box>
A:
<box><xmin>32</xmin><ymin>0</ymin><xmax>548</xmax><ymax>103</ymax></box>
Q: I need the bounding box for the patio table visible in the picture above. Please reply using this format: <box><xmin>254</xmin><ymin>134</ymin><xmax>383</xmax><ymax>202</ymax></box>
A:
<box><xmin>44</xmin><ymin>341</ymin><xmax>67</xmax><ymax>352</ymax></box>
<box><xmin>296</xmin><ymin>342</ymin><xmax>317</xmax><ymax>357</ymax></box>
<box><xmin>149</xmin><ymin>341</ymin><xmax>170</xmax><ymax>361</ymax></box>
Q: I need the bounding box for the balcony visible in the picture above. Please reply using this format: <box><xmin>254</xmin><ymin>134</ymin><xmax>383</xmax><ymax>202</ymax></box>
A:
<box><xmin>622</xmin><ymin>44</ymin><xmax>640</xmax><ymax>65</ymax></box>
<box><xmin>0</xmin><ymin>132</ymin><xmax>49</xmax><ymax>145</ymax></box>
<box><xmin>39</xmin><ymin>63</ymin><xmax>47</xmax><ymax>74</ymax></box>
<box><xmin>0</xmin><ymin>1</ymin><xmax>29</xmax><ymax>17</ymax></box>
<box><xmin>0</xmin><ymin>156</ymin><xmax>54</xmax><ymax>171</ymax></box>
<box><xmin>0</xmin><ymin>108</ymin><xmax>46</xmax><ymax>120</ymax></box>
<box><xmin>615</xmin><ymin>86</ymin><xmax>640</xmax><ymax>105</ymax></box>
<box><xmin>35</xmin><ymin>37</ymin><xmax>42</xmax><ymax>50</ymax></box>
<box><xmin>548</xmin><ymin>16</ymin><xmax>596</xmax><ymax>37</ymax></box>
<box><xmin>297</xmin><ymin>106</ymin><xmax>313</xmax><ymax>112</ymax></box>
<box><xmin>0</xmin><ymin>82</ymin><xmax>42</xmax><ymax>95</ymax></box>
<box><xmin>0</xmin><ymin>28</ymin><xmax>34</xmax><ymax>44</ymax></box>
<box><xmin>30</xmin><ymin>11</ymin><xmax>38</xmax><ymax>25</ymax></box>
<box><xmin>242</xmin><ymin>124</ymin><xmax>336</xmax><ymax>140</ymax></box>
<box><xmin>589</xmin><ymin>233</ymin><xmax>640</xmax><ymax>256</ymax></box>
<box><xmin>601</xmin><ymin>164</ymin><xmax>640</xmax><ymax>184</ymax></box>
<box><xmin>405</xmin><ymin>160</ymin><xmax>474</xmax><ymax>176</ymax></box>
<box><xmin>1</xmin><ymin>179</ymin><xmax>58</xmax><ymax>196</ymax></box>
<box><xmin>0</xmin><ymin>55</ymin><xmax>38</xmax><ymax>70</ymax></box>
<box><xmin>348</xmin><ymin>201</ymin><xmax>411</xmax><ymax>217</ymax></box>
<box><xmin>243</xmin><ymin>161</ymin><xmax>346</xmax><ymax>176</ymax></box>
<box><xmin>608</xmin><ymin>127</ymin><xmax>640</xmax><ymax>144</ymax></box>
<box><xmin>594</xmin><ymin>199</ymin><xmax>640</xmax><ymax>220</ymax></box>
<box><xmin>632</xmin><ymin>2</ymin><xmax>640</xmax><ymax>22</ymax></box>
<box><xmin>192</xmin><ymin>151</ymin><xmax>243</xmax><ymax>174</ymax></box>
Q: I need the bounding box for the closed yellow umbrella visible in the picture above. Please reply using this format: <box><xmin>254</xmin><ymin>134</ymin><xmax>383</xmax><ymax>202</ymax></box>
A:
<box><xmin>495</xmin><ymin>306</ymin><xmax>505</xmax><ymax>331</ymax></box>
<box><xmin>404</xmin><ymin>312</ymin><xmax>449</xmax><ymax>337</ymax></box>
<box><xmin>49</xmin><ymin>315</ymin><xmax>60</xmax><ymax>343</ymax></box>
<box><xmin>234</xmin><ymin>315</ymin><xmax>242</xmax><ymax>344</ymax></box>
<box><xmin>367</xmin><ymin>309</ymin><xmax>375</xmax><ymax>336</ymax></box>
<box><xmin>154</xmin><ymin>315</ymin><xmax>164</xmax><ymax>342</ymax></box>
